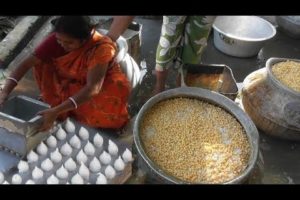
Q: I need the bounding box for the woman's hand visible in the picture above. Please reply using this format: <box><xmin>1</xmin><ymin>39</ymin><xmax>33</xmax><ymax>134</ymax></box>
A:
<box><xmin>37</xmin><ymin>108</ymin><xmax>59</xmax><ymax>132</ymax></box>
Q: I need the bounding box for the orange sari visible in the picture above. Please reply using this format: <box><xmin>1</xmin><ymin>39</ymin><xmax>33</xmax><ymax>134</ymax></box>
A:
<box><xmin>33</xmin><ymin>31</ymin><xmax>131</xmax><ymax>129</ymax></box>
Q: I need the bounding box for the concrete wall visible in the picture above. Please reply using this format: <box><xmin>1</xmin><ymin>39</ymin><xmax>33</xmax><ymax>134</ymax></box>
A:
<box><xmin>0</xmin><ymin>16</ymin><xmax>49</xmax><ymax>69</ymax></box>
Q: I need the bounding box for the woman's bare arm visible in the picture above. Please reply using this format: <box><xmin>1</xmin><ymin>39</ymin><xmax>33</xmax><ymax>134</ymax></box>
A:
<box><xmin>0</xmin><ymin>55</ymin><xmax>39</xmax><ymax>105</ymax></box>
<box><xmin>51</xmin><ymin>63</ymin><xmax>108</xmax><ymax>115</ymax></box>
<box><xmin>37</xmin><ymin>62</ymin><xmax>109</xmax><ymax>131</ymax></box>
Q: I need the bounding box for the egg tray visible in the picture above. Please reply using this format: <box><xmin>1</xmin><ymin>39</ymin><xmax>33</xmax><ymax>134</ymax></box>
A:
<box><xmin>2</xmin><ymin>118</ymin><xmax>132</xmax><ymax>184</ymax></box>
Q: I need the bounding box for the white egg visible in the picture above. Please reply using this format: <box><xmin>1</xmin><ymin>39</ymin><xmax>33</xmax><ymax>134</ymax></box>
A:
<box><xmin>79</xmin><ymin>127</ymin><xmax>89</xmax><ymax>140</ymax></box>
<box><xmin>78</xmin><ymin>162</ymin><xmax>90</xmax><ymax>181</ymax></box>
<box><xmin>41</xmin><ymin>158</ymin><xmax>54</xmax><ymax>172</ymax></box>
<box><xmin>60</xmin><ymin>142</ymin><xmax>72</xmax><ymax>156</ymax></box>
<box><xmin>105</xmin><ymin>165</ymin><xmax>116</xmax><ymax>179</ymax></box>
<box><xmin>99</xmin><ymin>151</ymin><xmax>111</xmax><ymax>165</ymax></box>
<box><xmin>18</xmin><ymin>160</ymin><xmax>29</xmax><ymax>173</ymax></box>
<box><xmin>76</xmin><ymin>150</ymin><xmax>88</xmax><ymax>164</ymax></box>
<box><xmin>122</xmin><ymin>148</ymin><xmax>133</xmax><ymax>163</ymax></box>
<box><xmin>69</xmin><ymin>134</ymin><xmax>81</xmax><ymax>149</ymax></box>
<box><xmin>64</xmin><ymin>158</ymin><xmax>77</xmax><ymax>172</ymax></box>
<box><xmin>32</xmin><ymin>166</ymin><xmax>43</xmax><ymax>180</ymax></box>
<box><xmin>96</xmin><ymin>173</ymin><xmax>107</xmax><ymax>184</ymax></box>
<box><xmin>0</xmin><ymin>172</ymin><xmax>4</xmax><ymax>184</ymax></box>
<box><xmin>93</xmin><ymin>133</ymin><xmax>103</xmax><ymax>148</ymax></box>
<box><xmin>56</xmin><ymin>165</ymin><xmax>69</xmax><ymax>180</ymax></box>
<box><xmin>3</xmin><ymin>181</ymin><xmax>9</xmax><ymax>184</ymax></box>
<box><xmin>37</xmin><ymin>142</ymin><xmax>48</xmax><ymax>156</ymax></box>
<box><xmin>71</xmin><ymin>173</ymin><xmax>84</xmax><ymax>184</ymax></box>
<box><xmin>25</xmin><ymin>179</ymin><xmax>35</xmax><ymax>184</ymax></box>
<box><xmin>89</xmin><ymin>157</ymin><xmax>101</xmax><ymax>173</ymax></box>
<box><xmin>50</xmin><ymin>148</ymin><xmax>62</xmax><ymax>163</ymax></box>
<box><xmin>47</xmin><ymin>175</ymin><xmax>59</xmax><ymax>184</ymax></box>
<box><xmin>56</xmin><ymin>127</ymin><xmax>67</xmax><ymax>140</ymax></box>
<box><xmin>12</xmin><ymin>174</ymin><xmax>22</xmax><ymax>184</ymax></box>
<box><xmin>46</xmin><ymin>135</ymin><xmax>57</xmax><ymax>148</ymax></box>
<box><xmin>65</xmin><ymin>118</ymin><xmax>76</xmax><ymax>133</ymax></box>
<box><xmin>108</xmin><ymin>140</ymin><xmax>118</xmax><ymax>156</ymax></box>
<box><xmin>27</xmin><ymin>151</ymin><xmax>38</xmax><ymax>163</ymax></box>
<box><xmin>114</xmin><ymin>156</ymin><xmax>125</xmax><ymax>171</ymax></box>
<box><xmin>84</xmin><ymin>141</ymin><xmax>95</xmax><ymax>156</ymax></box>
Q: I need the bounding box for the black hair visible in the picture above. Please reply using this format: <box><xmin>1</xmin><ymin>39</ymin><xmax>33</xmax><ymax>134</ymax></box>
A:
<box><xmin>51</xmin><ymin>16</ymin><xmax>93</xmax><ymax>40</ymax></box>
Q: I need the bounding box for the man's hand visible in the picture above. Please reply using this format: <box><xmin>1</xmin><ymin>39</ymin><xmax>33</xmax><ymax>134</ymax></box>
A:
<box><xmin>37</xmin><ymin>108</ymin><xmax>59</xmax><ymax>132</ymax></box>
<box><xmin>107</xmin><ymin>16</ymin><xmax>134</xmax><ymax>42</ymax></box>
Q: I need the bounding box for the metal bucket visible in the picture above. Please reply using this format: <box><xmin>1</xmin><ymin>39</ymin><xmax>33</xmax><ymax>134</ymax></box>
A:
<box><xmin>213</xmin><ymin>16</ymin><xmax>276</xmax><ymax>57</ymax></box>
<box><xmin>133</xmin><ymin>87</ymin><xmax>259</xmax><ymax>184</ymax></box>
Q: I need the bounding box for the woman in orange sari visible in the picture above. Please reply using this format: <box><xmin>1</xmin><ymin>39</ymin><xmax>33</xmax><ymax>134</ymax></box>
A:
<box><xmin>0</xmin><ymin>16</ymin><xmax>131</xmax><ymax>131</ymax></box>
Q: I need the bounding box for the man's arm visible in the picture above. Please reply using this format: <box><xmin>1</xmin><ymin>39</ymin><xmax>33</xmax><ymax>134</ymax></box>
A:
<box><xmin>106</xmin><ymin>16</ymin><xmax>134</xmax><ymax>41</ymax></box>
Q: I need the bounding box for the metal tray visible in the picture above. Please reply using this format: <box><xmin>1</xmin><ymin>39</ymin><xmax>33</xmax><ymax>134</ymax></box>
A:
<box><xmin>0</xmin><ymin>95</ymin><xmax>50</xmax><ymax>159</ymax></box>
<box><xmin>181</xmin><ymin>63</ymin><xmax>239</xmax><ymax>101</ymax></box>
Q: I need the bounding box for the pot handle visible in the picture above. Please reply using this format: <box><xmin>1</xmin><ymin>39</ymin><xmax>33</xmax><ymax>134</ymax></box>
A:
<box><xmin>219</xmin><ymin>33</ymin><xmax>234</xmax><ymax>45</ymax></box>
<box><xmin>283</xmin><ymin>101</ymin><xmax>300</xmax><ymax>129</ymax></box>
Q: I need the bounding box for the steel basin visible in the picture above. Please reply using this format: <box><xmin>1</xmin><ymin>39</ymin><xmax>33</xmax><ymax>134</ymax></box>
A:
<box><xmin>133</xmin><ymin>87</ymin><xmax>259</xmax><ymax>184</ymax></box>
<box><xmin>213</xmin><ymin>16</ymin><xmax>276</xmax><ymax>57</ymax></box>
